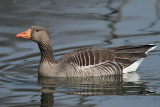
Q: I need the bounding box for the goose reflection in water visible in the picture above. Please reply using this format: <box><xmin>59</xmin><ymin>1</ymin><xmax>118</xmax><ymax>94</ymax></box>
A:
<box><xmin>38</xmin><ymin>72</ymin><xmax>154</xmax><ymax>107</ymax></box>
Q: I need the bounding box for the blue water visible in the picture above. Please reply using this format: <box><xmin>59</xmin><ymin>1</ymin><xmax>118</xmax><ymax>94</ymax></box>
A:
<box><xmin>0</xmin><ymin>0</ymin><xmax>160</xmax><ymax>107</ymax></box>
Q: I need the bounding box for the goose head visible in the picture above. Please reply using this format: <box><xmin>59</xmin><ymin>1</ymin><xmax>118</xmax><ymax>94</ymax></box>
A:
<box><xmin>16</xmin><ymin>26</ymin><xmax>51</xmax><ymax>44</ymax></box>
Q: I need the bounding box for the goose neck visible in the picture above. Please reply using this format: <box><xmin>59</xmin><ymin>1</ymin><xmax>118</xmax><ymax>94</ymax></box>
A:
<box><xmin>38</xmin><ymin>42</ymin><xmax>56</xmax><ymax>64</ymax></box>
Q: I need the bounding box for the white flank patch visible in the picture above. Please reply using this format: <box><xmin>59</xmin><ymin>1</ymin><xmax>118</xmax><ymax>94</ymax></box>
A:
<box><xmin>123</xmin><ymin>58</ymin><xmax>144</xmax><ymax>73</ymax></box>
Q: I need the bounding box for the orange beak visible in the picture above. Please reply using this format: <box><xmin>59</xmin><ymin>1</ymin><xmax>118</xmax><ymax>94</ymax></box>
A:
<box><xmin>16</xmin><ymin>29</ymin><xmax>32</xmax><ymax>40</ymax></box>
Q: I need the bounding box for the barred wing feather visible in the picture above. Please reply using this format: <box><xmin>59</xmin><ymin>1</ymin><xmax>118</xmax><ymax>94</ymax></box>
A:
<box><xmin>58</xmin><ymin>48</ymin><xmax>116</xmax><ymax>66</ymax></box>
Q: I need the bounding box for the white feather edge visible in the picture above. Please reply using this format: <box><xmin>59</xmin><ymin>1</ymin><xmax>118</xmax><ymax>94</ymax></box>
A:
<box><xmin>145</xmin><ymin>44</ymin><xmax>157</xmax><ymax>54</ymax></box>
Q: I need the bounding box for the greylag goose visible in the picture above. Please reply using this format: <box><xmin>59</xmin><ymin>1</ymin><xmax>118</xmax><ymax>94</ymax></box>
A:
<box><xmin>16</xmin><ymin>26</ymin><xmax>156</xmax><ymax>77</ymax></box>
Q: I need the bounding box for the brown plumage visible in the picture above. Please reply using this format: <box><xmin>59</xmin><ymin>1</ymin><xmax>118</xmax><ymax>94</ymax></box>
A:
<box><xmin>16</xmin><ymin>26</ymin><xmax>156</xmax><ymax>77</ymax></box>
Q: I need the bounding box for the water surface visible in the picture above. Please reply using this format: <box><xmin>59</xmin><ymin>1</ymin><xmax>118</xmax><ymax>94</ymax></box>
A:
<box><xmin>0</xmin><ymin>0</ymin><xmax>160</xmax><ymax>107</ymax></box>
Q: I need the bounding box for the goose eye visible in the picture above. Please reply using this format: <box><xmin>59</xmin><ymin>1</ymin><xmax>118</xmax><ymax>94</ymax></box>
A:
<box><xmin>35</xmin><ymin>29</ymin><xmax>40</xmax><ymax>32</ymax></box>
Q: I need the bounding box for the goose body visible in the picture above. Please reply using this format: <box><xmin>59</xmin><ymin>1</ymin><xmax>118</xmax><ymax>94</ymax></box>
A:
<box><xmin>16</xmin><ymin>26</ymin><xmax>156</xmax><ymax>77</ymax></box>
